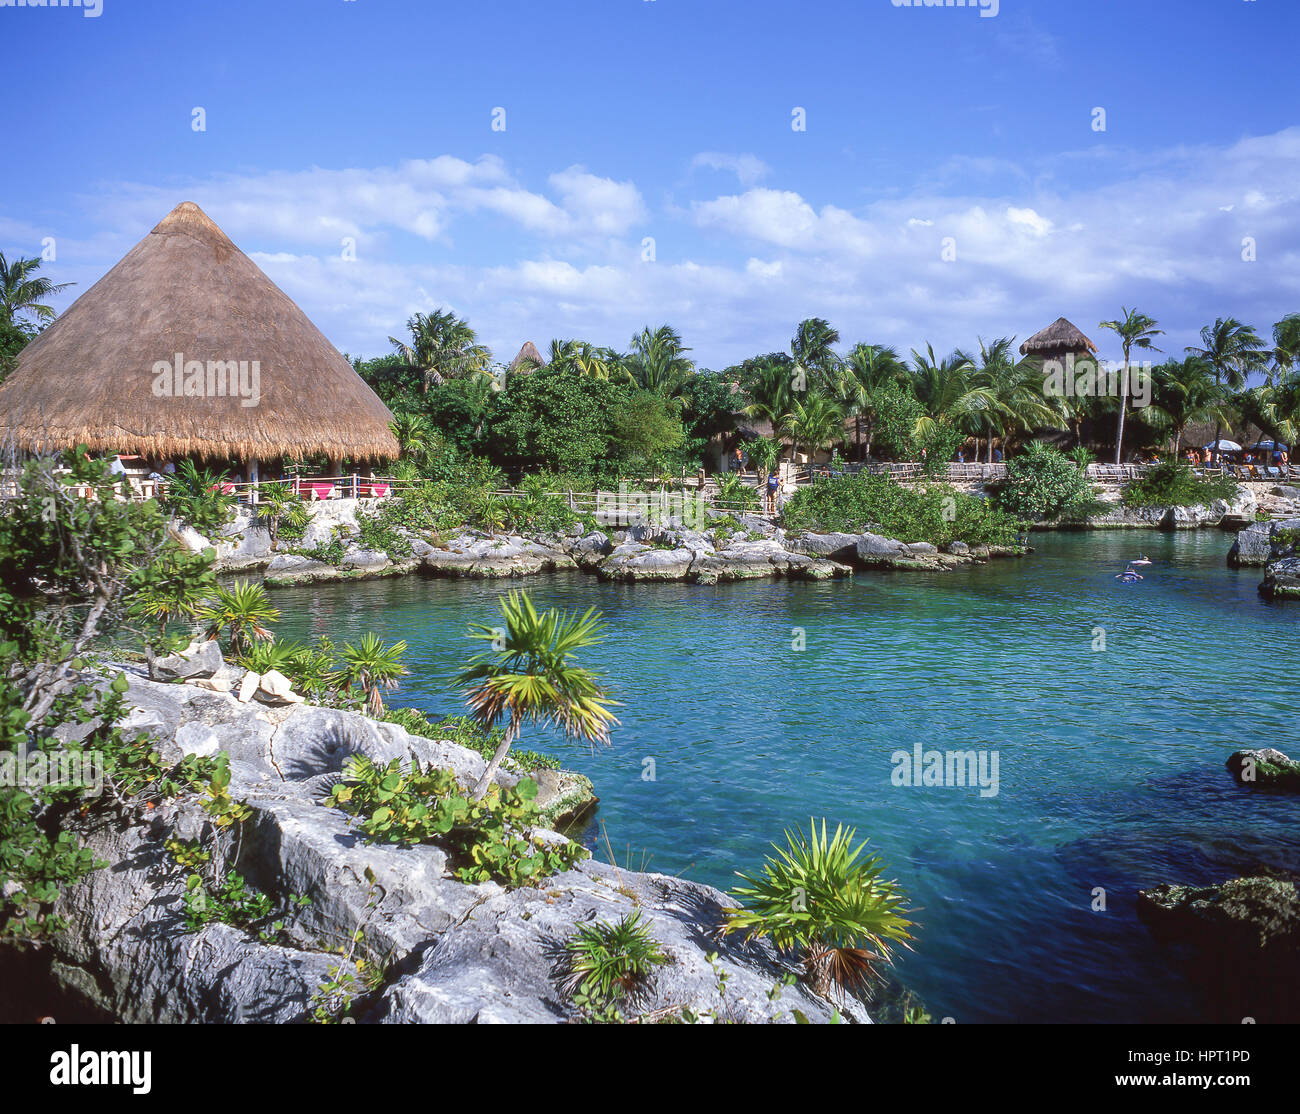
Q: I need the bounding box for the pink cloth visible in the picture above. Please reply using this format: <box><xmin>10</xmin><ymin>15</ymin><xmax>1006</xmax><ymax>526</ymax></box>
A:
<box><xmin>302</xmin><ymin>481</ymin><xmax>337</xmax><ymax>501</ymax></box>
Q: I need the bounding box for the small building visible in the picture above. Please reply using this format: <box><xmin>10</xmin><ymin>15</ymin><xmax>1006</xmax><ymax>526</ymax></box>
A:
<box><xmin>0</xmin><ymin>201</ymin><xmax>399</xmax><ymax>482</ymax></box>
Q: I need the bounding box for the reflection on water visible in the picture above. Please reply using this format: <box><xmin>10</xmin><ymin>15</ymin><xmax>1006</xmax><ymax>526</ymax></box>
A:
<box><xmin>271</xmin><ymin>529</ymin><xmax>1300</xmax><ymax>1022</ymax></box>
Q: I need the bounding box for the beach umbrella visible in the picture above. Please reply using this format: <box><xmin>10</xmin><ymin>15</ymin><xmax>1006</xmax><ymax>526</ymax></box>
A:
<box><xmin>1204</xmin><ymin>439</ymin><xmax>1242</xmax><ymax>452</ymax></box>
<box><xmin>1248</xmin><ymin>439</ymin><xmax>1289</xmax><ymax>452</ymax></box>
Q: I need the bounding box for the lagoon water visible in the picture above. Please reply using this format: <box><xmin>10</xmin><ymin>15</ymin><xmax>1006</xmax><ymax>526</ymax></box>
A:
<box><xmin>273</xmin><ymin>530</ymin><xmax>1300</xmax><ymax>1022</ymax></box>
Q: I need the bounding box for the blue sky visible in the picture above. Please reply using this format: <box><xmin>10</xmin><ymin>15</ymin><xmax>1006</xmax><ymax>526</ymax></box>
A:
<box><xmin>6</xmin><ymin>0</ymin><xmax>1300</xmax><ymax>369</ymax></box>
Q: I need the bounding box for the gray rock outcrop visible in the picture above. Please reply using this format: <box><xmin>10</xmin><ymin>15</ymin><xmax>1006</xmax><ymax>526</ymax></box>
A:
<box><xmin>44</xmin><ymin>664</ymin><xmax>865</xmax><ymax>1024</ymax></box>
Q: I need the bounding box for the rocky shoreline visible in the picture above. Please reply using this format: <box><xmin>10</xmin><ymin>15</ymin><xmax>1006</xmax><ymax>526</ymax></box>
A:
<box><xmin>36</xmin><ymin>646</ymin><xmax>877</xmax><ymax>1025</ymax></box>
<box><xmin>185</xmin><ymin>499</ymin><xmax>1029</xmax><ymax>587</ymax></box>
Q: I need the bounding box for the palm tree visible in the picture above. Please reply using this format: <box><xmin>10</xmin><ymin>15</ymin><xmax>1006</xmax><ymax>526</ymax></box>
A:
<box><xmin>389</xmin><ymin>308</ymin><xmax>491</xmax><ymax>393</ymax></box>
<box><xmin>1185</xmin><ymin>317</ymin><xmax>1268</xmax><ymax>460</ymax></box>
<box><xmin>1148</xmin><ymin>357</ymin><xmax>1231</xmax><ymax>455</ymax></box>
<box><xmin>961</xmin><ymin>338</ymin><xmax>1063</xmax><ymax>462</ymax></box>
<box><xmin>741</xmin><ymin>356</ymin><xmax>797</xmax><ymax>431</ymax></box>
<box><xmin>338</xmin><ymin>633</ymin><xmax>408</xmax><ymax>715</ymax></box>
<box><xmin>456</xmin><ymin>590</ymin><xmax>618</xmax><ymax>801</ymax></box>
<box><xmin>1270</xmin><ymin>313</ymin><xmax>1300</xmax><ymax>384</ymax></box>
<box><xmin>790</xmin><ymin>318</ymin><xmax>842</xmax><ymax>387</ymax></box>
<box><xmin>909</xmin><ymin>345</ymin><xmax>987</xmax><ymax>442</ymax></box>
<box><xmin>836</xmin><ymin>344</ymin><xmax>909</xmax><ymax>459</ymax></box>
<box><xmin>198</xmin><ymin>580</ymin><xmax>280</xmax><ymax>657</ymax></box>
<box><xmin>625</xmin><ymin>324</ymin><xmax>695</xmax><ymax>399</ymax></box>
<box><xmin>0</xmin><ymin>252</ymin><xmax>74</xmax><ymax>325</ymax></box>
<box><xmin>391</xmin><ymin>412</ymin><xmax>434</xmax><ymax>459</ymax></box>
<box><xmin>782</xmin><ymin>390</ymin><xmax>845</xmax><ymax>463</ymax></box>
<box><xmin>547</xmin><ymin>339</ymin><xmax>630</xmax><ymax>382</ymax></box>
<box><xmin>1098</xmin><ymin>308</ymin><xmax>1164</xmax><ymax>464</ymax></box>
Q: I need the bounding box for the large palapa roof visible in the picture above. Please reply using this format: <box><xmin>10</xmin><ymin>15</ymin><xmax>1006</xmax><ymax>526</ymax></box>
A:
<box><xmin>0</xmin><ymin>201</ymin><xmax>399</xmax><ymax>461</ymax></box>
<box><xmin>1019</xmin><ymin>317</ymin><xmax>1098</xmax><ymax>357</ymax></box>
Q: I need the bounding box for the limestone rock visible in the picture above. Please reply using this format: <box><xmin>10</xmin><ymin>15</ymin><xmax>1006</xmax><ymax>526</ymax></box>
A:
<box><xmin>149</xmin><ymin>639</ymin><xmax>223</xmax><ymax>682</ymax></box>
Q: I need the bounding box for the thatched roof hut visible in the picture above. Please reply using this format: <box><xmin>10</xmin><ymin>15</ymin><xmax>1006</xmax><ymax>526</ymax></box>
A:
<box><xmin>508</xmin><ymin>340</ymin><xmax>545</xmax><ymax>373</ymax></box>
<box><xmin>1019</xmin><ymin>317</ymin><xmax>1098</xmax><ymax>359</ymax></box>
<box><xmin>0</xmin><ymin>201</ymin><xmax>399</xmax><ymax>462</ymax></box>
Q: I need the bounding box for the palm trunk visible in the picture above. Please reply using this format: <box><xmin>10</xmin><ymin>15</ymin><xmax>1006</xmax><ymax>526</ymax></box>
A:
<box><xmin>1114</xmin><ymin>352</ymin><xmax>1130</xmax><ymax>465</ymax></box>
<box><xmin>1211</xmin><ymin>371</ymin><xmax>1223</xmax><ymax>463</ymax></box>
<box><xmin>471</xmin><ymin>718</ymin><xmax>519</xmax><ymax>800</ymax></box>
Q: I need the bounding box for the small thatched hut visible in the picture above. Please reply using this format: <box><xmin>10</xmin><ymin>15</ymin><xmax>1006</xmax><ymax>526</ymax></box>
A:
<box><xmin>508</xmin><ymin>341</ymin><xmax>545</xmax><ymax>374</ymax></box>
<box><xmin>0</xmin><ymin>201</ymin><xmax>399</xmax><ymax>474</ymax></box>
<box><xmin>1019</xmin><ymin>317</ymin><xmax>1098</xmax><ymax>362</ymax></box>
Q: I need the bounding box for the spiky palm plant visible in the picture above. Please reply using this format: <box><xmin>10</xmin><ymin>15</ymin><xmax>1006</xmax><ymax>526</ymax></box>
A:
<box><xmin>1098</xmin><ymin>309</ymin><xmax>1164</xmax><ymax>465</ymax></box>
<box><xmin>781</xmin><ymin>390</ymin><xmax>845</xmax><ymax>462</ymax></box>
<box><xmin>726</xmin><ymin>819</ymin><xmax>914</xmax><ymax>998</ymax></box>
<box><xmin>198</xmin><ymin>580</ymin><xmax>280</xmax><ymax>656</ymax></box>
<box><xmin>456</xmin><ymin>590</ymin><xmax>618</xmax><ymax>800</ymax></box>
<box><xmin>389</xmin><ymin>308</ymin><xmax>491</xmax><ymax>393</ymax></box>
<box><xmin>562</xmin><ymin>910</ymin><xmax>669</xmax><ymax>1007</ymax></box>
<box><xmin>337</xmin><ymin>633</ymin><xmax>408</xmax><ymax>716</ymax></box>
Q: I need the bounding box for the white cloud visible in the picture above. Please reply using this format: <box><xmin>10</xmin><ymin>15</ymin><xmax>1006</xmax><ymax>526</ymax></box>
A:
<box><xmin>24</xmin><ymin>127</ymin><xmax>1300</xmax><ymax>368</ymax></box>
<box><xmin>690</xmin><ymin>152</ymin><xmax>771</xmax><ymax>187</ymax></box>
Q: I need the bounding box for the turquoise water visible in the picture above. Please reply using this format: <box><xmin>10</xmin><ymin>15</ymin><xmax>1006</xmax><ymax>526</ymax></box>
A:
<box><xmin>272</xmin><ymin>531</ymin><xmax>1300</xmax><ymax>1023</ymax></box>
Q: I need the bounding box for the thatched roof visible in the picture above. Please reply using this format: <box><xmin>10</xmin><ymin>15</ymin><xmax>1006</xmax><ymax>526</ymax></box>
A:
<box><xmin>509</xmin><ymin>340</ymin><xmax>545</xmax><ymax>373</ymax></box>
<box><xmin>1019</xmin><ymin>317</ymin><xmax>1098</xmax><ymax>357</ymax></box>
<box><xmin>0</xmin><ymin>202</ymin><xmax>399</xmax><ymax>461</ymax></box>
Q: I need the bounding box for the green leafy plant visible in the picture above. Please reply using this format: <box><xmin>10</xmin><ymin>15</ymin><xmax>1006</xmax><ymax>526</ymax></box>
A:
<box><xmin>160</xmin><ymin>459</ymin><xmax>237</xmax><ymax>538</ymax></box>
<box><xmin>325</xmin><ymin>755</ymin><xmax>586</xmax><ymax>886</ymax></box>
<box><xmin>255</xmin><ymin>485</ymin><xmax>310</xmax><ymax>550</ymax></box>
<box><xmin>781</xmin><ymin>471</ymin><xmax>1015</xmax><ymax>547</ymax></box>
<box><xmin>562</xmin><ymin>910</ymin><xmax>669</xmax><ymax>1018</ymax></box>
<box><xmin>725</xmin><ymin>819</ymin><xmax>914</xmax><ymax>997</ymax></box>
<box><xmin>1121</xmin><ymin>460</ymin><xmax>1240</xmax><ymax>508</ymax></box>
<box><xmin>990</xmin><ymin>441</ymin><xmax>1097</xmax><ymax>523</ymax></box>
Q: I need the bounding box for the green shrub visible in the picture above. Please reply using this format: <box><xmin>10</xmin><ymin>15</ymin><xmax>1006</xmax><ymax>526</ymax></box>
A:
<box><xmin>781</xmin><ymin>471</ymin><xmax>1015</xmax><ymax>546</ymax></box>
<box><xmin>990</xmin><ymin>441</ymin><xmax>1096</xmax><ymax>523</ymax></box>
<box><xmin>1121</xmin><ymin>461</ymin><xmax>1240</xmax><ymax>508</ymax></box>
<box><xmin>726</xmin><ymin>819</ymin><xmax>913</xmax><ymax>996</ymax></box>
<box><xmin>355</xmin><ymin>510</ymin><xmax>414</xmax><ymax>560</ymax></box>
<box><xmin>325</xmin><ymin>755</ymin><xmax>586</xmax><ymax>886</ymax></box>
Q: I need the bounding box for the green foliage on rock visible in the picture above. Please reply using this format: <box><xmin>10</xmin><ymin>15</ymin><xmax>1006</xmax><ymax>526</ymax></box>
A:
<box><xmin>1121</xmin><ymin>461</ymin><xmax>1240</xmax><ymax>508</ymax></box>
<box><xmin>325</xmin><ymin>755</ymin><xmax>587</xmax><ymax>886</ymax></box>
<box><xmin>781</xmin><ymin>471</ymin><xmax>1015</xmax><ymax>546</ymax></box>
<box><xmin>562</xmin><ymin>910</ymin><xmax>669</xmax><ymax>1019</ymax></box>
